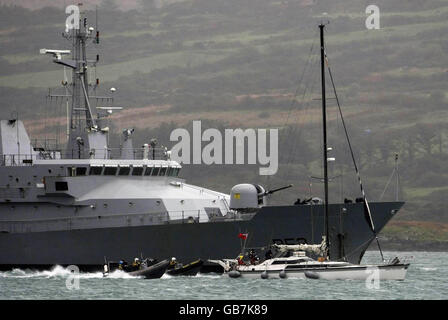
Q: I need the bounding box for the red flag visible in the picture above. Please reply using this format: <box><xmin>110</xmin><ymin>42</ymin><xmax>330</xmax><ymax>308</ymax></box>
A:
<box><xmin>238</xmin><ymin>233</ymin><xmax>248</xmax><ymax>240</ymax></box>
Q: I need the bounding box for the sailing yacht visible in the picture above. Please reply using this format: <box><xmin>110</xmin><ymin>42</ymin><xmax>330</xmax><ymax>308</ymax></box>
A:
<box><xmin>220</xmin><ymin>23</ymin><xmax>411</xmax><ymax>280</ymax></box>
<box><xmin>227</xmin><ymin>246</ymin><xmax>410</xmax><ymax>280</ymax></box>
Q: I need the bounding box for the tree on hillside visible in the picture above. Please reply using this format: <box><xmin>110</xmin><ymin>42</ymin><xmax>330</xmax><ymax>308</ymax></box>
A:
<box><xmin>414</xmin><ymin>123</ymin><xmax>436</xmax><ymax>155</ymax></box>
<box><xmin>378</xmin><ymin>132</ymin><xmax>395</xmax><ymax>164</ymax></box>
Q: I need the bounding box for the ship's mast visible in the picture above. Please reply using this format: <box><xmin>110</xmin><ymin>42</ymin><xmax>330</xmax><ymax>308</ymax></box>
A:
<box><xmin>64</xmin><ymin>13</ymin><xmax>98</xmax><ymax>145</ymax></box>
<box><xmin>319</xmin><ymin>23</ymin><xmax>330</xmax><ymax>259</ymax></box>
<box><xmin>55</xmin><ymin>8</ymin><xmax>109</xmax><ymax>159</ymax></box>
<box><xmin>41</xmin><ymin>7</ymin><xmax>126</xmax><ymax>160</ymax></box>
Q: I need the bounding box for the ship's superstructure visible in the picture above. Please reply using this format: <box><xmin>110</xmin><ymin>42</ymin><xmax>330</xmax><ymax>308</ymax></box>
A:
<box><xmin>0</xmin><ymin>12</ymin><xmax>404</xmax><ymax>270</ymax></box>
<box><xmin>0</xmin><ymin>12</ymin><xmax>234</xmax><ymax>232</ymax></box>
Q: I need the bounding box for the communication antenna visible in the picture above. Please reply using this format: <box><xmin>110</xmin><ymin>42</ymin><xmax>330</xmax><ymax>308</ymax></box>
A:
<box><xmin>63</xmin><ymin>66</ymin><xmax>70</xmax><ymax>140</ymax></box>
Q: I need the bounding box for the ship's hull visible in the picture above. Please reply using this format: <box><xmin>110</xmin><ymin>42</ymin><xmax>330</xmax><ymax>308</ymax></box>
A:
<box><xmin>0</xmin><ymin>201</ymin><xmax>403</xmax><ymax>271</ymax></box>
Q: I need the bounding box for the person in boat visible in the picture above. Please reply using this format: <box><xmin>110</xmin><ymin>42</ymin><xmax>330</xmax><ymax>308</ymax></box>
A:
<box><xmin>118</xmin><ymin>259</ymin><xmax>128</xmax><ymax>271</ymax></box>
<box><xmin>249</xmin><ymin>249</ymin><xmax>259</xmax><ymax>265</ymax></box>
<box><xmin>237</xmin><ymin>254</ymin><xmax>246</xmax><ymax>266</ymax></box>
<box><xmin>167</xmin><ymin>257</ymin><xmax>179</xmax><ymax>270</ymax></box>
<box><xmin>131</xmin><ymin>258</ymin><xmax>142</xmax><ymax>271</ymax></box>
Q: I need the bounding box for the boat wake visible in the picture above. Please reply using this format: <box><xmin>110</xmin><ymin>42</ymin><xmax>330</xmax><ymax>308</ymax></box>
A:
<box><xmin>195</xmin><ymin>273</ymin><xmax>223</xmax><ymax>279</ymax></box>
<box><xmin>159</xmin><ymin>272</ymin><xmax>222</xmax><ymax>279</ymax></box>
<box><xmin>0</xmin><ymin>266</ymin><xmax>226</xmax><ymax>280</ymax></box>
<box><xmin>419</xmin><ymin>267</ymin><xmax>438</xmax><ymax>271</ymax></box>
<box><xmin>0</xmin><ymin>265</ymin><xmax>137</xmax><ymax>279</ymax></box>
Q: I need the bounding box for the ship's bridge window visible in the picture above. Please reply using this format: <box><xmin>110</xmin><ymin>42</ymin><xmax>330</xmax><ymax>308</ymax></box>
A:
<box><xmin>89</xmin><ymin>166</ymin><xmax>103</xmax><ymax>175</ymax></box>
<box><xmin>67</xmin><ymin>167</ymin><xmax>87</xmax><ymax>177</ymax></box>
<box><xmin>132</xmin><ymin>166</ymin><xmax>144</xmax><ymax>176</ymax></box>
<box><xmin>167</xmin><ymin>167</ymin><xmax>180</xmax><ymax>177</ymax></box>
<box><xmin>168</xmin><ymin>167</ymin><xmax>179</xmax><ymax>177</ymax></box>
<box><xmin>144</xmin><ymin>166</ymin><xmax>153</xmax><ymax>176</ymax></box>
<box><xmin>67</xmin><ymin>167</ymin><xmax>75</xmax><ymax>177</ymax></box>
<box><xmin>76</xmin><ymin>167</ymin><xmax>87</xmax><ymax>176</ymax></box>
<box><xmin>159</xmin><ymin>167</ymin><xmax>167</xmax><ymax>176</ymax></box>
<box><xmin>151</xmin><ymin>167</ymin><xmax>160</xmax><ymax>176</ymax></box>
<box><xmin>118</xmin><ymin>166</ymin><xmax>131</xmax><ymax>176</ymax></box>
<box><xmin>104</xmin><ymin>166</ymin><xmax>118</xmax><ymax>176</ymax></box>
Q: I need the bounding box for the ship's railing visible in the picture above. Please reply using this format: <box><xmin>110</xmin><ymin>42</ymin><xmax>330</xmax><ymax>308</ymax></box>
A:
<box><xmin>104</xmin><ymin>147</ymin><xmax>169</xmax><ymax>160</ymax></box>
<box><xmin>0</xmin><ymin>147</ymin><xmax>171</xmax><ymax>166</ymax></box>
<box><xmin>62</xmin><ymin>147</ymin><xmax>170</xmax><ymax>160</ymax></box>
<box><xmin>31</xmin><ymin>138</ymin><xmax>59</xmax><ymax>152</ymax></box>
<box><xmin>47</xmin><ymin>147</ymin><xmax>170</xmax><ymax>160</ymax></box>
<box><xmin>0</xmin><ymin>153</ymin><xmax>58</xmax><ymax>166</ymax></box>
<box><xmin>0</xmin><ymin>209</ymin><xmax>242</xmax><ymax>234</ymax></box>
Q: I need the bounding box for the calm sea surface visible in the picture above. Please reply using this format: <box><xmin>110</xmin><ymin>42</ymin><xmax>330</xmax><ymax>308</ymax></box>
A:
<box><xmin>0</xmin><ymin>251</ymin><xmax>446</xmax><ymax>300</ymax></box>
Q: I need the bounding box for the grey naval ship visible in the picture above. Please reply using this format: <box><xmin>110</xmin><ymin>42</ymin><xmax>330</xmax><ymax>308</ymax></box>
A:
<box><xmin>0</xmin><ymin>14</ymin><xmax>403</xmax><ymax>271</ymax></box>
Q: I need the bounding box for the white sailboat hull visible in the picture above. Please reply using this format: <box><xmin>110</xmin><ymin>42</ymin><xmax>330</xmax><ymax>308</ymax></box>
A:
<box><xmin>234</xmin><ymin>264</ymin><xmax>409</xmax><ymax>280</ymax></box>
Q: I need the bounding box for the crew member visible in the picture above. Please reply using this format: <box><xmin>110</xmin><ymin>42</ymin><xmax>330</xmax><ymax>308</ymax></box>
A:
<box><xmin>132</xmin><ymin>258</ymin><xmax>141</xmax><ymax>270</ymax></box>
<box><xmin>249</xmin><ymin>249</ymin><xmax>259</xmax><ymax>265</ymax></box>
<box><xmin>118</xmin><ymin>259</ymin><xmax>128</xmax><ymax>271</ymax></box>
<box><xmin>168</xmin><ymin>257</ymin><xmax>178</xmax><ymax>270</ymax></box>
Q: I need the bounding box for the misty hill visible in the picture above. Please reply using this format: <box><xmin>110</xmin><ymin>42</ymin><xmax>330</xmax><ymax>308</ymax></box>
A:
<box><xmin>0</xmin><ymin>0</ymin><xmax>447</xmax><ymax>243</ymax></box>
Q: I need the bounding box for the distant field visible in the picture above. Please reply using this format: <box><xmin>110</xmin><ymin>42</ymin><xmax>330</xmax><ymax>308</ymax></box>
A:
<box><xmin>2</xmin><ymin>53</ymin><xmax>47</xmax><ymax>64</ymax></box>
<box><xmin>382</xmin><ymin>220</ymin><xmax>448</xmax><ymax>241</ymax></box>
<box><xmin>0</xmin><ymin>51</ymin><xmax>226</xmax><ymax>88</ymax></box>
<box><xmin>405</xmin><ymin>186</ymin><xmax>448</xmax><ymax>198</ymax></box>
<box><xmin>1</xmin><ymin>5</ymin><xmax>448</xmax><ymax>89</ymax></box>
<box><xmin>23</xmin><ymin>103</ymin><xmax>366</xmax><ymax>137</ymax></box>
<box><xmin>317</xmin><ymin>5</ymin><xmax>448</xmax><ymax>19</ymax></box>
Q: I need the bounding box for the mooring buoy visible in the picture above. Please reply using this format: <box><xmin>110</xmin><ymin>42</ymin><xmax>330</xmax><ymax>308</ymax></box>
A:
<box><xmin>305</xmin><ymin>271</ymin><xmax>320</xmax><ymax>279</ymax></box>
<box><xmin>228</xmin><ymin>270</ymin><xmax>241</xmax><ymax>278</ymax></box>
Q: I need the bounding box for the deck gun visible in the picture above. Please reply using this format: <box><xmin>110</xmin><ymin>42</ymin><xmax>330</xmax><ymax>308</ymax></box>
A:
<box><xmin>263</xmin><ymin>184</ymin><xmax>293</xmax><ymax>196</ymax></box>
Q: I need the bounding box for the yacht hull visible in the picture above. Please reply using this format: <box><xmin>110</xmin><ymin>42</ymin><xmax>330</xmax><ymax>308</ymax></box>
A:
<box><xmin>235</xmin><ymin>263</ymin><xmax>409</xmax><ymax>280</ymax></box>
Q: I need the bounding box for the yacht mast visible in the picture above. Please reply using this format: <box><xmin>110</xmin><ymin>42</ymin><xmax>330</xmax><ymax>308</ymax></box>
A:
<box><xmin>319</xmin><ymin>23</ymin><xmax>330</xmax><ymax>259</ymax></box>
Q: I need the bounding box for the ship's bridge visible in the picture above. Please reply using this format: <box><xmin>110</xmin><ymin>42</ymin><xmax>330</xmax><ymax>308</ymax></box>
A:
<box><xmin>34</xmin><ymin>159</ymin><xmax>182</xmax><ymax>178</ymax></box>
<box><xmin>0</xmin><ymin>119</ymin><xmax>174</xmax><ymax>166</ymax></box>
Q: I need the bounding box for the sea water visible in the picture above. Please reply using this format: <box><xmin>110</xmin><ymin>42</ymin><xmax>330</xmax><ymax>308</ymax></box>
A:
<box><xmin>0</xmin><ymin>251</ymin><xmax>446</xmax><ymax>300</ymax></box>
